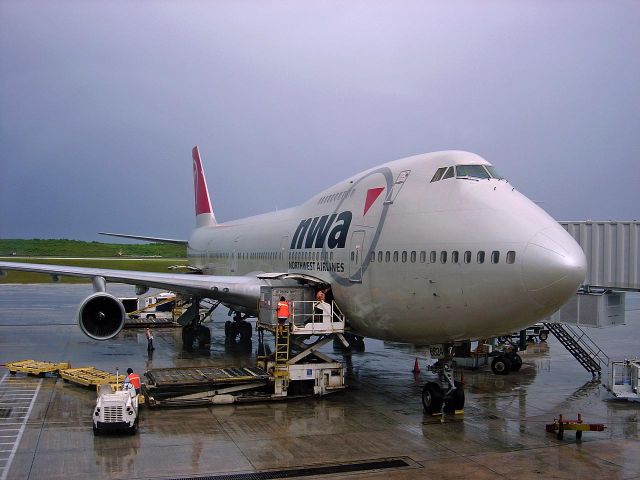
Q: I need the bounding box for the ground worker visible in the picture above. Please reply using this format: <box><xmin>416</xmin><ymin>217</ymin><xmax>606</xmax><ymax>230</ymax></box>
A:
<box><xmin>146</xmin><ymin>327</ymin><xmax>154</xmax><ymax>352</ymax></box>
<box><xmin>276</xmin><ymin>296</ymin><xmax>290</xmax><ymax>326</ymax></box>
<box><xmin>124</xmin><ymin>367</ymin><xmax>141</xmax><ymax>394</ymax></box>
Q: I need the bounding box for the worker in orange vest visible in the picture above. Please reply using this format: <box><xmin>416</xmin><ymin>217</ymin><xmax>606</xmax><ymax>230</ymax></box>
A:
<box><xmin>124</xmin><ymin>368</ymin><xmax>141</xmax><ymax>394</ymax></box>
<box><xmin>276</xmin><ymin>296</ymin><xmax>290</xmax><ymax>326</ymax></box>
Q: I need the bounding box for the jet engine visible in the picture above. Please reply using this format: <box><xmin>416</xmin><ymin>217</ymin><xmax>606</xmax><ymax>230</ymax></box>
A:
<box><xmin>77</xmin><ymin>292</ymin><xmax>126</xmax><ymax>340</ymax></box>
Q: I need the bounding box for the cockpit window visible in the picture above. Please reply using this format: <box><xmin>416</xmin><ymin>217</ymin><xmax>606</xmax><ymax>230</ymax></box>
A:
<box><xmin>455</xmin><ymin>165</ymin><xmax>491</xmax><ymax>179</ymax></box>
<box><xmin>442</xmin><ymin>166</ymin><xmax>455</xmax><ymax>179</ymax></box>
<box><xmin>431</xmin><ymin>167</ymin><xmax>447</xmax><ymax>182</ymax></box>
<box><xmin>485</xmin><ymin>165</ymin><xmax>503</xmax><ymax>179</ymax></box>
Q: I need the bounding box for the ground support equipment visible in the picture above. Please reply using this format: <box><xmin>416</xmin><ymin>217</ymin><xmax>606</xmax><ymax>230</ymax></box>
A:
<box><xmin>123</xmin><ymin>317</ymin><xmax>179</xmax><ymax>329</ymax></box>
<box><xmin>545</xmin><ymin>413</ymin><xmax>605</xmax><ymax>440</ymax></box>
<box><xmin>606</xmin><ymin>359</ymin><xmax>640</xmax><ymax>401</ymax></box>
<box><xmin>60</xmin><ymin>367</ymin><xmax>119</xmax><ymax>388</ymax></box>
<box><xmin>142</xmin><ymin>366</ymin><xmax>273</xmax><ymax>407</ymax></box>
<box><xmin>5</xmin><ymin>360</ymin><xmax>70</xmax><ymax>377</ymax></box>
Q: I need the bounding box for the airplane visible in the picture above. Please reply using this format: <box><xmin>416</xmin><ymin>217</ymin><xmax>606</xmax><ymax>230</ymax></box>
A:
<box><xmin>0</xmin><ymin>146</ymin><xmax>587</xmax><ymax>413</ymax></box>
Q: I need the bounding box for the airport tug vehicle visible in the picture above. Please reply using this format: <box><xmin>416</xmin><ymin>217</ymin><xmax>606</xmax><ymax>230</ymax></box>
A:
<box><xmin>93</xmin><ymin>381</ymin><xmax>139</xmax><ymax>435</ymax></box>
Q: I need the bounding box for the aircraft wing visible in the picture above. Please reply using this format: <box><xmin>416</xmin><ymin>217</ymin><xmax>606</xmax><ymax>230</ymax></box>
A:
<box><xmin>0</xmin><ymin>261</ymin><xmax>261</xmax><ymax>310</ymax></box>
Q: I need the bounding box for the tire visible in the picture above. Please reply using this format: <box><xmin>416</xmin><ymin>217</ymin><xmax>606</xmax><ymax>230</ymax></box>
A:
<box><xmin>198</xmin><ymin>325</ymin><xmax>211</xmax><ymax>349</ymax></box>
<box><xmin>240</xmin><ymin>322</ymin><xmax>252</xmax><ymax>341</ymax></box>
<box><xmin>444</xmin><ymin>380</ymin><xmax>465</xmax><ymax>412</ymax></box>
<box><xmin>182</xmin><ymin>327</ymin><xmax>195</xmax><ymax>349</ymax></box>
<box><xmin>491</xmin><ymin>355</ymin><xmax>512</xmax><ymax>375</ymax></box>
<box><xmin>422</xmin><ymin>382</ymin><xmax>443</xmax><ymax>414</ymax></box>
<box><xmin>538</xmin><ymin>332</ymin><xmax>549</xmax><ymax>342</ymax></box>
<box><xmin>510</xmin><ymin>353</ymin><xmax>523</xmax><ymax>372</ymax></box>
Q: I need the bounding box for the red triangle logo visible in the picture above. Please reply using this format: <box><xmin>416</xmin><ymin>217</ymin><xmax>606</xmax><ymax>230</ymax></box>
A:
<box><xmin>363</xmin><ymin>187</ymin><xmax>385</xmax><ymax>216</ymax></box>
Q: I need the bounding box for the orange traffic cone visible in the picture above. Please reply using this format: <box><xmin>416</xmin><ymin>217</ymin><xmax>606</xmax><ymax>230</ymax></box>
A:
<box><xmin>412</xmin><ymin>358</ymin><xmax>420</xmax><ymax>374</ymax></box>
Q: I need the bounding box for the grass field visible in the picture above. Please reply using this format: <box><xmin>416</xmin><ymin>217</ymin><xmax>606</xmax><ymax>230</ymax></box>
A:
<box><xmin>0</xmin><ymin>239</ymin><xmax>186</xmax><ymax>258</ymax></box>
<box><xmin>0</xmin><ymin>258</ymin><xmax>190</xmax><ymax>284</ymax></box>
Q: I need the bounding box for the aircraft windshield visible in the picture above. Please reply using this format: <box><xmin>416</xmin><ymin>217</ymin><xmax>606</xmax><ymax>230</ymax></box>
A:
<box><xmin>485</xmin><ymin>165</ymin><xmax>503</xmax><ymax>179</ymax></box>
<box><xmin>455</xmin><ymin>165</ymin><xmax>491</xmax><ymax>179</ymax></box>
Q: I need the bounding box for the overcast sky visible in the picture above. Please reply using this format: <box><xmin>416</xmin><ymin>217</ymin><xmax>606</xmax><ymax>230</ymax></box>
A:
<box><xmin>1</xmin><ymin>1</ymin><xmax>638</xmax><ymax>242</ymax></box>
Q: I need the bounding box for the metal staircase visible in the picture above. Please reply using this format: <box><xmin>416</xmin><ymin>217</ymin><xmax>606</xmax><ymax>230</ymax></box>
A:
<box><xmin>543</xmin><ymin>322</ymin><xmax>609</xmax><ymax>378</ymax></box>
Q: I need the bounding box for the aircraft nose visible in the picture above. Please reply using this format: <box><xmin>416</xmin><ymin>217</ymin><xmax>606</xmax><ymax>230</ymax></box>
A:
<box><xmin>522</xmin><ymin>226</ymin><xmax>586</xmax><ymax>308</ymax></box>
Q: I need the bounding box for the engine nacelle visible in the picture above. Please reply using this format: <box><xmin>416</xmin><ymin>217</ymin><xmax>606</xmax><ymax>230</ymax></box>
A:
<box><xmin>77</xmin><ymin>292</ymin><xmax>126</xmax><ymax>340</ymax></box>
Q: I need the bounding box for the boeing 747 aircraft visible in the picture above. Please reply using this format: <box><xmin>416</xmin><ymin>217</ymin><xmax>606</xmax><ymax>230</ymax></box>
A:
<box><xmin>0</xmin><ymin>147</ymin><xmax>586</xmax><ymax>412</ymax></box>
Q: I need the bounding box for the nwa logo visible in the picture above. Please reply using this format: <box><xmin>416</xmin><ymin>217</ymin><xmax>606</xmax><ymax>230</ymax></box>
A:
<box><xmin>290</xmin><ymin>211</ymin><xmax>352</xmax><ymax>250</ymax></box>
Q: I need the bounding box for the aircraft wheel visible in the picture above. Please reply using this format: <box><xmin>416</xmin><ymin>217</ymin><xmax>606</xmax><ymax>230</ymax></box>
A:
<box><xmin>197</xmin><ymin>325</ymin><xmax>211</xmax><ymax>348</ymax></box>
<box><xmin>538</xmin><ymin>331</ymin><xmax>549</xmax><ymax>342</ymax></box>
<box><xmin>509</xmin><ymin>353</ymin><xmax>523</xmax><ymax>372</ymax></box>
<box><xmin>444</xmin><ymin>380</ymin><xmax>465</xmax><ymax>412</ymax></box>
<box><xmin>182</xmin><ymin>327</ymin><xmax>195</xmax><ymax>349</ymax></box>
<box><xmin>422</xmin><ymin>382</ymin><xmax>443</xmax><ymax>414</ymax></box>
<box><xmin>238</xmin><ymin>322</ymin><xmax>253</xmax><ymax>342</ymax></box>
<box><xmin>491</xmin><ymin>355</ymin><xmax>512</xmax><ymax>375</ymax></box>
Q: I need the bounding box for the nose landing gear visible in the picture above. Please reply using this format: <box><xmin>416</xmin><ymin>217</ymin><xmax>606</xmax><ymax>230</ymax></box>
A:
<box><xmin>421</xmin><ymin>348</ymin><xmax>465</xmax><ymax>415</ymax></box>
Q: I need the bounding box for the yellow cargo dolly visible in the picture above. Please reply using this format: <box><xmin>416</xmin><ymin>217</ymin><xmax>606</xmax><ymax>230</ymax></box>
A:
<box><xmin>60</xmin><ymin>367</ymin><xmax>118</xmax><ymax>388</ymax></box>
<box><xmin>5</xmin><ymin>359</ymin><xmax>70</xmax><ymax>377</ymax></box>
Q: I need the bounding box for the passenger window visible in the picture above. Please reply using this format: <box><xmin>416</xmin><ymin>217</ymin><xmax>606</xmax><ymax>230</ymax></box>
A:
<box><xmin>452</xmin><ymin>251</ymin><xmax>459</xmax><ymax>263</ymax></box>
<box><xmin>464</xmin><ymin>251</ymin><xmax>471</xmax><ymax>263</ymax></box>
<box><xmin>378</xmin><ymin>251</ymin><xmax>383</xmax><ymax>262</ymax></box>
<box><xmin>430</xmin><ymin>251</ymin><xmax>436</xmax><ymax>263</ymax></box>
<box><xmin>431</xmin><ymin>167</ymin><xmax>447</xmax><ymax>182</ymax></box>
<box><xmin>491</xmin><ymin>251</ymin><xmax>499</xmax><ymax>263</ymax></box>
<box><xmin>393</xmin><ymin>251</ymin><xmax>399</xmax><ymax>262</ymax></box>
<box><xmin>385</xmin><ymin>251</ymin><xmax>391</xmax><ymax>263</ymax></box>
<box><xmin>410</xmin><ymin>251</ymin><xmax>416</xmax><ymax>263</ymax></box>
<box><xmin>402</xmin><ymin>251</ymin><xmax>407</xmax><ymax>263</ymax></box>
<box><xmin>370</xmin><ymin>252</ymin><xmax>375</xmax><ymax>263</ymax></box>
<box><xmin>440</xmin><ymin>251</ymin><xmax>447</xmax><ymax>263</ymax></box>
<box><xmin>420</xmin><ymin>251</ymin><xmax>426</xmax><ymax>263</ymax></box>
<box><xmin>507</xmin><ymin>251</ymin><xmax>516</xmax><ymax>264</ymax></box>
<box><xmin>442</xmin><ymin>167</ymin><xmax>455</xmax><ymax>180</ymax></box>
<box><xmin>477</xmin><ymin>251</ymin><xmax>485</xmax><ymax>263</ymax></box>
<box><xmin>350</xmin><ymin>252</ymin><xmax>355</xmax><ymax>261</ymax></box>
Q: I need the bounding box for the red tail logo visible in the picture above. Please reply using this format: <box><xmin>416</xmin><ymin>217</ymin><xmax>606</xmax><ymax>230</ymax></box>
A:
<box><xmin>192</xmin><ymin>146</ymin><xmax>213</xmax><ymax>216</ymax></box>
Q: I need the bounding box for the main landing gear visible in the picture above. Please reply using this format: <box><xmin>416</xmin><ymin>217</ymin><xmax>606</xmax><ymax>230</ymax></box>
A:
<box><xmin>490</xmin><ymin>352</ymin><xmax>523</xmax><ymax>375</ymax></box>
<box><xmin>225</xmin><ymin>311</ymin><xmax>253</xmax><ymax>343</ymax></box>
<box><xmin>421</xmin><ymin>349</ymin><xmax>465</xmax><ymax>415</ymax></box>
<box><xmin>179</xmin><ymin>297</ymin><xmax>217</xmax><ymax>350</ymax></box>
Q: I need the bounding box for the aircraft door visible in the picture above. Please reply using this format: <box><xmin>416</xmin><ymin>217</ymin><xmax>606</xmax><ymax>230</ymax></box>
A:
<box><xmin>231</xmin><ymin>238</ymin><xmax>239</xmax><ymax>273</ymax></box>
<box><xmin>349</xmin><ymin>230</ymin><xmax>366</xmax><ymax>283</ymax></box>
<box><xmin>280</xmin><ymin>235</ymin><xmax>289</xmax><ymax>270</ymax></box>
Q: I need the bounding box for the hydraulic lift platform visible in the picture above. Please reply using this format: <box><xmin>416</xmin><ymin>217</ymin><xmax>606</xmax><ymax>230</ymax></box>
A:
<box><xmin>142</xmin><ymin>366</ymin><xmax>274</xmax><ymax>407</ymax></box>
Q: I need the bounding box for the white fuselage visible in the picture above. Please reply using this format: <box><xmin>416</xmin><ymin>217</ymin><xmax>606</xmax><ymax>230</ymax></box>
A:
<box><xmin>187</xmin><ymin>151</ymin><xmax>586</xmax><ymax>344</ymax></box>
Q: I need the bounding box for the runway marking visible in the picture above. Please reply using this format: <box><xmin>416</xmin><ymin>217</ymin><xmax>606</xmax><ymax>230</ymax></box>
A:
<box><xmin>0</xmin><ymin>373</ymin><xmax>41</xmax><ymax>480</ymax></box>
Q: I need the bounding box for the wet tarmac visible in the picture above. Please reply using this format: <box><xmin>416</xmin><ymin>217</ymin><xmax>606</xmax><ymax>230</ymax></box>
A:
<box><xmin>1</xmin><ymin>284</ymin><xmax>639</xmax><ymax>480</ymax></box>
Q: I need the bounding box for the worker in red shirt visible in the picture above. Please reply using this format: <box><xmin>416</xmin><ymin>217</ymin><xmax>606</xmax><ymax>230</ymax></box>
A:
<box><xmin>124</xmin><ymin>368</ymin><xmax>141</xmax><ymax>394</ymax></box>
<box><xmin>276</xmin><ymin>296</ymin><xmax>290</xmax><ymax>326</ymax></box>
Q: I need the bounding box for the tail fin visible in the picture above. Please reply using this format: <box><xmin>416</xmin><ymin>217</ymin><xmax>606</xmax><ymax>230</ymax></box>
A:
<box><xmin>192</xmin><ymin>146</ymin><xmax>217</xmax><ymax>227</ymax></box>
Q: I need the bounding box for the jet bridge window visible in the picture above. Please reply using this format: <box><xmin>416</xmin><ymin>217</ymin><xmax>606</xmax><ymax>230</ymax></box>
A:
<box><xmin>456</xmin><ymin>165</ymin><xmax>491</xmax><ymax>179</ymax></box>
<box><xmin>431</xmin><ymin>167</ymin><xmax>447</xmax><ymax>182</ymax></box>
<box><xmin>506</xmin><ymin>251</ymin><xmax>516</xmax><ymax>264</ymax></box>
